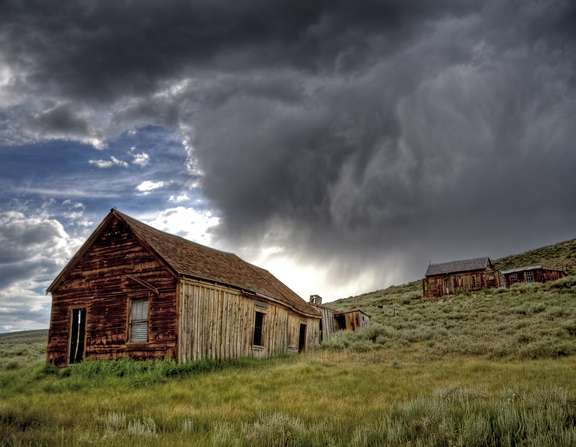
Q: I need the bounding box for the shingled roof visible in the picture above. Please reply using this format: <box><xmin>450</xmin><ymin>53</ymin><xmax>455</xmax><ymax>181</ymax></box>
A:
<box><xmin>425</xmin><ymin>257</ymin><xmax>492</xmax><ymax>277</ymax></box>
<box><xmin>49</xmin><ymin>209</ymin><xmax>320</xmax><ymax>318</ymax></box>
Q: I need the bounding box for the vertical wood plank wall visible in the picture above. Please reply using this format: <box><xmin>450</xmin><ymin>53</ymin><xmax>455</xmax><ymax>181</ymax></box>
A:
<box><xmin>316</xmin><ymin>306</ymin><xmax>337</xmax><ymax>341</ymax></box>
<box><xmin>178</xmin><ymin>278</ymin><xmax>320</xmax><ymax>362</ymax></box>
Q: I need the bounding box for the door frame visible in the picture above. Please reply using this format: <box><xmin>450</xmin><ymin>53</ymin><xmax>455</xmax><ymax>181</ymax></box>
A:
<box><xmin>68</xmin><ymin>307</ymin><xmax>87</xmax><ymax>365</ymax></box>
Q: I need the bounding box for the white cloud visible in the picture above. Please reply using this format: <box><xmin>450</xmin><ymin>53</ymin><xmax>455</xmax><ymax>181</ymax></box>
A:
<box><xmin>169</xmin><ymin>192</ymin><xmax>189</xmax><ymax>203</ymax></box>
<box><xmin>62</xmin><ymin>200</ymin><xmax>85</xmax><ymax>209</ymax></box>
<box><xmin>146</xmin><ymin>206</ymin><xmax>220</xmax><ymax>245</ymax></box>
<box><xmin>136</xmin><ymin>180</ymin><xmax>166</xmax><ymax>192</ymax></box>
<box><xmin>89</xmin><ymin>156</ymin><xmax>128</xmax><ymax>168</ymax></box>
<box><xmin>0</xmin><ymin>211</ymin><xmax>86</xmax><ymax>331</ymax></box>
<box><xmin>132</xmin><ymin>152</ymin><xmax>150</xmax><ymax>166</ymax></box>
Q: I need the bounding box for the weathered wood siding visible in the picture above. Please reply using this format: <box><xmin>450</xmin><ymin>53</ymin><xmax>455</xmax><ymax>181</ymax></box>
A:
<box><xmin>178</xmin><ymin>278</ymin><xmax>319</xmax><ymax>362</ymax></box>
<box><xmin>422</xmin><ymin>269</ymin><xmax>500</xmax><ymax>298</ymax></box>
<box><xmin>502</xmin><ymin>268</ymin><xmax>565</xmax><ymax>287</ymax></box>
<box><xmin>316</xmin><ymin>306</ymin><xmax>337</xmax><ymax>341</ymax></box>
<box><xmin>334</xmin><ymin>311</ymin><xmax>370</xmax><ymax>331</ymax></box>
<box><xmin>47</xmin><ymin>217</ymin><xmax>178</xmax><ymax>367</ymax></box>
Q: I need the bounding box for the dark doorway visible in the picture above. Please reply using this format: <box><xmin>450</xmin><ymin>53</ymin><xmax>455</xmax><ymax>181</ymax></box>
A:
<box><xmin>69</xmin><ymin>308</ymin><xmax>86</xmax><ymax>364</ymax></box>
<box><xmin>298</xmin><ymin>324</ymin><xmax>307</xmax><ymax>352</ymax></box>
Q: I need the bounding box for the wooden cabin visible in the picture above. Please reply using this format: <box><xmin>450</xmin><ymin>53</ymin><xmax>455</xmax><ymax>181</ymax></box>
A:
<box><xmin>500</xmin><ymin>265</ymin><xmax>565</xmax><ymax>288</ymax></box>
<box><xmin>46</xmin><ymin>209</ymin><xmax>321</xmax><ymax>367</ymax></box>
<box><xmin>423</xmin><ymin>257</ymin><xmax>499</xmax><ymax>298</ymax></box>
<box><xmin>308</xmin><ymin>295</ymin><xmax>370</xmax><ymax>339</ymax></box>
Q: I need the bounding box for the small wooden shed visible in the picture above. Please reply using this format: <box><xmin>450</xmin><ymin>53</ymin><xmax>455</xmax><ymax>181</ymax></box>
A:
<box><xmin>308</xmin><ymin>295</ymin><xmax>371</xmax><ymax>338</ymax></box>
<box><xmin>423</xmin><ymin>257</ymin><xmax>499</xmax><ymax>298</ymax></box>
<box><xmin>46</xmin><ymin>209</ymin><xmax>321</xmax><ymax>367</ymax></box>
<box><xmin>334</xmin><ymin>310</ymin><xmax>371</xmax><ymax>331</ymax></box>
<box><xmin>500</xmin><ymin>265</ymin><xmax>565</xmax><ymax>288</ymax></box>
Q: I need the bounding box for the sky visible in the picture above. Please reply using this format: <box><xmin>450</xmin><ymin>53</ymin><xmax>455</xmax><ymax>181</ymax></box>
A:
<box><xmin>1</xmin><ymin>0</ymin><xmax>575</xmax><ymax>332</ymax></box>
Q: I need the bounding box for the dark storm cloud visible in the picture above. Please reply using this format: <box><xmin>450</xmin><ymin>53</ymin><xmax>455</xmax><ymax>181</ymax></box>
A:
<box><xmin>0</xmin><ymin>0</ymin><xmax>479</xmax><ymax>104</ymax></box>
<box><xmin>2</xmin><ymin>0</ymin><xmax>576</xmax><ymax>298</ymax></box>
<box><xmin>22</xmin><ymin>103</ymin><xmax>105</xmax><ymax>145</ymax></box>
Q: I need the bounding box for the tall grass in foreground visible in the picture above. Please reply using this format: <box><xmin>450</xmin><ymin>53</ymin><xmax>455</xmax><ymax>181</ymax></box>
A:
<box><xmin>2</xmin><ymin>353</ymin><xmax>576</xmax><ymax>446</ymax></box>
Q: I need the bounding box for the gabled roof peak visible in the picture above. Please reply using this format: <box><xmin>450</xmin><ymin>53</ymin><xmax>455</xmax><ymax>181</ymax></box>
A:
<box><xmin>49</xmin><ymin>209</ymin><xmax>320</xmax><ymax>317</ymax></box>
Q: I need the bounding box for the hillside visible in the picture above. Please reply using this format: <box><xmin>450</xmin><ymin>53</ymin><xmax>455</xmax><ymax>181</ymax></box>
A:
<box><xmin>325</xmin><ymin>237</ymin><xmax>576</xmax><ymax>360</ymax></box>
<box><xmin>0</xmin><ymin>329</ymin><xmax>48</xmax><ymax>370</ymax></box>
<box><xmin>331</xmin><ymin>236</ymin><xmax>576</xmax><ymax>306</ymax></box>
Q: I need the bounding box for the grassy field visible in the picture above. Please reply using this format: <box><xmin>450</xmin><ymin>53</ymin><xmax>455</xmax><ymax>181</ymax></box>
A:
<box><xmin>1</xmin><ymin>238</ymin><xmax>576</xmax><ymax>446</ymax></box>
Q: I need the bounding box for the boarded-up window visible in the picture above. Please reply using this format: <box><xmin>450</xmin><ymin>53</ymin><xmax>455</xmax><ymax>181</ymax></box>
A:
<box><xmin>253</xmin><ymin>311</ymin><xmax>264</xmax><ymax>346</ymax></box>
<box><xmin>130</xmin><ymin>299</ymin><xmax>148</xmax><ymax>342</ymax></box>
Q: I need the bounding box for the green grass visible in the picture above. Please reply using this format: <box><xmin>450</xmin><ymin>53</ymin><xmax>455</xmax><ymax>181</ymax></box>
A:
<box><xmin>325</xmin><ymin>276</ymin><xmax>576</xmax><ymax>360</ymax></box>
<box><xmin>0</xmin><ymin>330</ymin><xmax>47</xmax><ymax>371</ymax></box>
<box><xmin>2</xmin><ymin>353</ymin><xmax>576</xmax><ymax>446</ymax></box>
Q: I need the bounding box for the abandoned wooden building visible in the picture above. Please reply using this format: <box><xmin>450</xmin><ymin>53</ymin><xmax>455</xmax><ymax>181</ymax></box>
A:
<box><xmin>423</xmin><ymin>257</ymin><xmax>500</xmax><ymax>298</ymax></box>
<box><xmin>46</xmin><ymin>209</ymin><xmax>322</xmax><ymax>367</ymax></box>
<box><xmin>308</xmin><ymin>295</ymin><xmax>371</xmax><ymax>338</ymax></box>
<box><xmin>500</xmin><ymin>265</ymin><xmax>565</xmax><ymax>288</ymax></box>
<box><xmin>334</xmin><ymin>309</ymin><xmax>371</xmax><ymax>331</ymax></box>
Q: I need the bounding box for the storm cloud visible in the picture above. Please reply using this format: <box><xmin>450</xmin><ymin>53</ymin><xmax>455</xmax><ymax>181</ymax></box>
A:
<box><xmin>1</xmin><ymin>0</ymin><xmax>576</xmax><ymax>330</ymax></box>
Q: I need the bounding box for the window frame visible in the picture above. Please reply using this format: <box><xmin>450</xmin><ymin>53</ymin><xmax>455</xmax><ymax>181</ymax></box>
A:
<box><xmin>253</xmin><ymin>311</ymin><xmax>265</xmax><ymax>347</ymax></box>
<box><xmin>128</xmin><ymin>298</ymin><xmax>149</xmax><ymax>343</ymax></box>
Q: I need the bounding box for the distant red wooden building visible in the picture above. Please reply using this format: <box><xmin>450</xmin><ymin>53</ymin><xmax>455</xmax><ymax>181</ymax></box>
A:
<box><xmin>422</xmin><ymin>257</ymin><xmax>500</xmax><ymax>298</ymax></box>
<box><xmin>500</xmin><ymin>265</ymin><xmax>565</xmax><ymax>287</ymax></box>
<box><xmin>46</xmin><ymin>210</ymin><xmax>321</xmax><ymax>367</ymax></box>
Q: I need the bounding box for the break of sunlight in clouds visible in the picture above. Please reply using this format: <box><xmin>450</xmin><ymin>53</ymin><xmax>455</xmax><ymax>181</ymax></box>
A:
<box><xmin>146</xmin><ymin>206</ymin><xmax>220</xmax><ymax>245</ymax></box>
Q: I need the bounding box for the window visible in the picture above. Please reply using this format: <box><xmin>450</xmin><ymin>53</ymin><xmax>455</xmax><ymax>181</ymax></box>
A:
<box><xmin>510</xmin><ymin>274</ymin><xmax>517</xmax><ymax>285</ymax></box>
<box><xmin>253</xmin><ymin>311</ymin><xmax>264</xmax><ymax>346</ymax></box>
<box><xmin>526</xmin><ymin>271</ymin><xmax>533</xmax><ymax>283</ymax></box>
<box><xmin>472</xmin><ymin>276</ymin><xmax>477</xmax><ymax>288</ymax></box>
<box><xmin>130</xmin><ymin>299</ymin><xmax>148</xmax><ymax>342</ymax></box>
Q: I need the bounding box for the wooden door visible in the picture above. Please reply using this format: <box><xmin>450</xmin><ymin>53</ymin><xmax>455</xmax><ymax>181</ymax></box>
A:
<box><xmin>298</xmin><ymin>324</ymin><xmax>307</xmax><ymax>352</ymax></box>
<box><xmin>444</xmin><ymin>278</ymin><xmax>451</xmax><ymax>295</ymax></box>
<box><xmin>69</xmin><ymin>308</ymin><xmax>86</xmax><ymax>364</ymax></box>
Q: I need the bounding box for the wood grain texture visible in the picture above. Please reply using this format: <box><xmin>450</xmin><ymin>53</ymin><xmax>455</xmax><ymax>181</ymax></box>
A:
<box><xmin>47</xmin><ymin>217</ymin><xmax>178</xmax><ymax>367</ymax></box>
